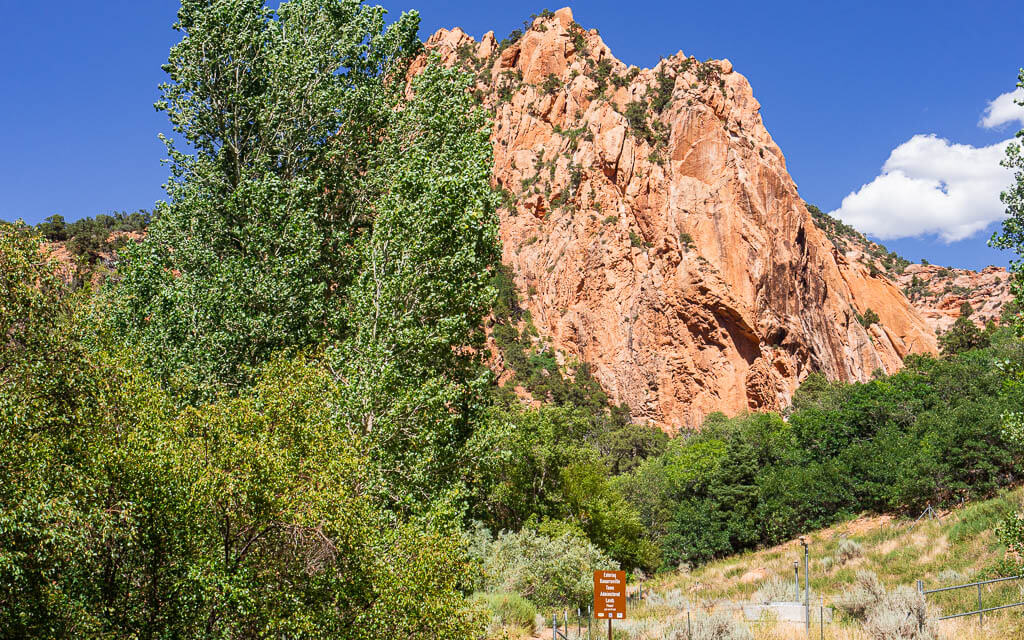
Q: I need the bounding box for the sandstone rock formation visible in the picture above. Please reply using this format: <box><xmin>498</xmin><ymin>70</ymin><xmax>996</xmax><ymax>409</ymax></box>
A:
<box><xmin>417</xmin><ymin>8</ymin><xmax>939</xmax><ymax>430</ymax></box>
<box><xmin>897</xmin><ymin>264</ymin><xmax>1014</xmax><ymax>333</ymax></box>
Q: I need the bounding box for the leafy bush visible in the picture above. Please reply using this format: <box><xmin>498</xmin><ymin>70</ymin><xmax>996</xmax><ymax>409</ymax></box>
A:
<box><xmin>626</xmin><ymin>340</ymin><xmax>1024</xmax><ymax>568</ymax></box>
<box><xmin>862</xmin><ymin>586</ymin><xmax>933</xmax><ymax>639</ymax></box>
<box><xmin>542</xmin><ymin>73</ymin><xmax>561</xmax><ymax>94</ymax></box>
<box><xmin>938</xmin><ymin>303</ymin><xmax>991</xmax><ymax>355</ymax></box>
<box><xmin>858</xmin><ymin>308</ymin><xmax>881</xmax><ymax>328</ymax></box>
<box><xmin>834</xmin><ymin>572</ymin><xmax>935</xmax><ymax>638</ymax></box>
<box><xmin>753</xmin><ymin>577</ymin><xmax>799</xmax><ymax>603</ymax></box>
<box><xmin>471</xmin><ymin>592</ymin><xmax>538</xmax><ymax>635</ymax></box>
<box><xmin>614</xmin><ymin>612</ymin><xmax>751</xmax><ymax>640</ymax></box>
<box><xmin>836</xmin><ymin>571</ymin><xmax>887</xmax><ymax>619</ymax></box>
<box><xmin>837</xmin><ymin>538</ymin><xmax>864</xmax><ymax>564</ymax></box>
<box><xmin>689</xmin><ymin>611</ymin><xmax>754</xmax><ymax>640</ymax></box>
<box><xmin>679</xmin><ymin>232</ymin><xmax>696</xmax><ymax>251</ymax></box>
<box><xmin>998</xmin><ymin>511</ymin><xmax>1024</xmax><ymax>572</ymax></box>
<box><xmin>479</xmin><ymin>529</ymin><xmax>617</xmax><ymax>609</ymax></box>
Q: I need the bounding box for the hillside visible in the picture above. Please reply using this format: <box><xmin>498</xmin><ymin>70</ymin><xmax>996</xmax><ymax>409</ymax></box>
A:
<box><xmin>416</xmin><ymin>8</ymin><xmax>939</xmax><ymax>430</ymax></box>
<box><xmin>558</xmin><ymin>488</ymin><xmax>1024</xmax><ymax>639</ymax></box>
<box><xmin>806</xmin><ymin>205</ymin><xmax>1015</xmax><ymax>334</ymax></box>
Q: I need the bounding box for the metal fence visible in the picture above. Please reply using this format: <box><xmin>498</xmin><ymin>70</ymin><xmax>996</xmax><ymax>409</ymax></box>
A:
<box><xmin>550</xmin><ymin>586</ymin><xmax>645</xmax><ymax>639</ymax></box>
<box><xmin>919</xmin><ymin>574</ymin><xmax>1024</xmax><ymax>627</ymax></box>
<box><xmin>551</xmin><ymin>607</ymin><xmax>587</xmax><ymax>640</ymax></box>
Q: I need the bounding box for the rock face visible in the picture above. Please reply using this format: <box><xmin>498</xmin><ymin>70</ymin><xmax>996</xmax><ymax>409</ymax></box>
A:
<box><xmin>805</xmin><ymin>207</ymin><xmax>1014</xmax><ymax>336</ymax></box>
<box><xmin>897</xmin><ymin>264</ymin><xmax>1014</xmax><ymax>333</ymax></box>
<box><xmin>42</xmin><ymin>231</ymin><xmax>144</xmax><ymax>287</ymax></box>
<box><xmin>417</xmin><ymin>8</ymin><xmax>938</xmax><ymax>429</ymax></box>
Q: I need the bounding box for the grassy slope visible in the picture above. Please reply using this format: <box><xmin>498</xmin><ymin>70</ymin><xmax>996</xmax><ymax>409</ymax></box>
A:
<box><xmin>629</xmin><ymin>487</ymin><xmax>1024</xmax><ymax>638</ymax></box>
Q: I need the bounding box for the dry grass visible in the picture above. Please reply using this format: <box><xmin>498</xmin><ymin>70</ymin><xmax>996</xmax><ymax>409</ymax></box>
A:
<box><xmin>525</xmin><ymin>490</ymin><xmax>1024</xmax><ymax>639</ymax></box>
<box><xmin>636</xmin><ymin>487</ymin><xmax>1024</xmax><ymax>638</ymax></box>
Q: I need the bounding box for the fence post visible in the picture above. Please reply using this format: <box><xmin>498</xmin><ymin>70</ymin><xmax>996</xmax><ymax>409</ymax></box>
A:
<box><xmin>553</xmin><ymin>614</ymin><xmax>557</xmax><ymax>640</ymax></box>
<box><xmin>978</xmin><ymin>583</ymin><xmax>983</xmax><ymax>626</ymax></box>
<box><xmin>820</xmin><ymin>595</ymin><xmax>824</xmax><ymax>640</ymax></box>
<box><xmin>794</xmin><ymin>561</ymin><xmax>800</xmax><ymax>602</ymax></box>
<box><xmin>687</xmin><ymin>608</ymin><xmax>691</xmax><ymax>639</ymax></box>
<box><xmin>917</xmin><ymin>580</ymin><xmax>924</xmax><ymax>634</ymax></box>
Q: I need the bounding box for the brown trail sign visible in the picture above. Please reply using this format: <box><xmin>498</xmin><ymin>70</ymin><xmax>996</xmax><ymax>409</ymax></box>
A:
<box><xmin>594</xmin><ymin>570</ymin><xmax>626</xmax><ymax>619</ymax></box>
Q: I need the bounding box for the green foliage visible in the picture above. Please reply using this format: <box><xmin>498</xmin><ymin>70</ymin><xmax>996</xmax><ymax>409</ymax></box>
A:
<box><xmin>620</xmin><ymin>338</ymin><xmax>1024</xmax><ymax>568</ymax></box>
<box><xmin>990</xmin><ymin>69</ymin><xmax>1024</xmax><ymax>334</ymax></box>
<box><xmin>477</xmin><ymin>528</ymin><xmax>617</xmax><ymax>609</ymax></box>
<box><xmin>903</xmin><ymin>274</ymin><xmax>928</xmax><ymax>299</ymax></box>
<box><xmin>498</xmin><ymin>29</ymin><xmax>523</xmax><ymax>52</ymax></box>
<box><xmin>1</xmin><ymin>225</ymin><xmax>485</xmax><ymax>636</ymax></box>
<box><xmin>650</xmin><ymin>66</ymin><xmax>675</xmax><ymax>113</ymax></box>
<box><xmin>325</xmin><ymin>61</ymin><xmax>500</xmax><ymax>508</ymax></box>
<box><xmin>99</xmin><ymin>1</ymin><xmax>499</xmax><ymax>511</ymax></box>
<box><xmin>679</xmin><ymin>232</ymin><xmax>695</xmax><ymax>251</ymax></box>
<box><xmin>567</xmin><ymin>22</ymin><xmax>587</xmax><ymax>54</ymax></box>
<box><xmin>997</xmin><ymin>512</ymin><xmax>1024</xmax><ymax>573</ymax></box>
<box><xmin>468</xmin><ymin>403</ymin><xmax>663</xmax><ymax>570</ymax></box>
<box><xmin>624</xmin><ymin>100</ymin><xmax>652</xmax><ymax>141</ymax></box>
<box><xmin>1</xmin><ymin>344</ymin><xmax>484</xmax><ymax>637</ymax></box>
<box><xmin>629</xmin><ymin>230</ymin><xmax>652</xmax><ymax>249</ymax></box>
<box><xmin>104</xmin><ymin>0</ymin><xmax>425</xmax><ymax>398</ymax></box>
<box><xmin>857</xmin><ymin>308</ymin><xmax>880</xmax><ymax>328</ymax></box>
<box><xmin>806</xmin><ymin>203</ymin><xmax>911</xmax><ymax>274</ymax></box>
<box><xmin>541</xmin><ymin>72</ymin><xmax>561</xmax><ymax>95</ymax></box>
<box><xmin>938</xmin><ymin>302</ymin><xmax>991</xmax><ymax>355</ymax></box>
<box><xmin>28</xmin><ymin>210</ymin><xmax>152</xmax><ymax>260</ymax></box>
<box><xmin>3</xmin><ymin>5</ymin><xmax>502</xmax><ymax>635</ymax></box>
<box><xmin>470</xmin><ymin>592</ymin><xmax>537</xmax><ymax>633</ymax></box>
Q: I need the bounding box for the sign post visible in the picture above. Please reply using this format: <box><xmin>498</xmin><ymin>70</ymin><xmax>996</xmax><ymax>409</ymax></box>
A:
<box><xmin>594</xmin><ymin>570</ymin><xmax>626</xmax><ymax>639</ymax></box>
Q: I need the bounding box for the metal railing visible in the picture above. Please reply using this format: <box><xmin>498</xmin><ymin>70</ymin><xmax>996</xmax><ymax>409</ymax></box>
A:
<box><xmin>919</xmin><ymin>574</ymin><xmax>1024</xmax><ymax>626</ymax></box>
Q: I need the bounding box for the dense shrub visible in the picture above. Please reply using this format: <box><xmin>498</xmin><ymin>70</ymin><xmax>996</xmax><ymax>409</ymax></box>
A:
<box><xmin>478</xmin><ymin>529</ymin><xmax>617</xmax><ymax>609</ymax></box>
<box><xmin>753</xmin><ymin>577</ymin><xmax>799</xmax><ymax>603</ymax></box>
<box><xmin>837</xmin><ymin>538</ymin><xmax>864</xmax><ymax>564</ymax></box>
<box><xmin>837</xmin><ymin>572</ymin><xmax>934</xmax><ymax>639</ymax></box>
<box><xmin>471</xmin><ymin>592</ymin><xmax>538</xmax><ymax>635</ymax></box>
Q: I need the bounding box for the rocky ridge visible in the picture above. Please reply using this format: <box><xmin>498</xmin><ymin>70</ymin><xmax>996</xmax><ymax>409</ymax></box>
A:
<box><xmin>805</xmin><ymin>206</ymin><xmax>1015</xmax><ymax>333</ymax></box>
<box><xmin>415</xmin><ymin>8</ymin><xmax>939</xmax><ymax>430</ymax></box>
<box><xmin>897</xmin><ymin>264</ymin><xmax>1013</xmax><ymax>333</ymax></box>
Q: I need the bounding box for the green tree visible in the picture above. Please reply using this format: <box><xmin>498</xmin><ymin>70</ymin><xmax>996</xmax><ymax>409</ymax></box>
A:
<box><xmin>938</xmin><ymin>302</ymin><xmax>990</xmax><ymax>355</ymax></box>
<box><xmin>327</xmin><ymin>61</ymin><xmax>500</xmax><ymax>509</ymax></box>
<box><xmin>0</xmin><ymin>223</ymin><xmax>107</xmax><ymax>637</ymax></box>
<box><xmin>1</xmin><ymin>342</ymin><xmax>485</xmax><ymax>638</ymax></box>
<box><xmin>991</xmin><ymin>68</ymin><xmax>1024</xmax><ymax>332</ymax></box>
<box><xmin>103</xmin><ymin>0</ymin><xmax>424</xmax><ymax>398</ymax></box>
<box><xmin>100</xmin><ymin>0</ymin><xmax>499</xmax><ymax>510</ymax></box>
<box><xmin>37</xmin><ymin>214</ymin><xmax>67</xmax><ymax>241</ymax></box>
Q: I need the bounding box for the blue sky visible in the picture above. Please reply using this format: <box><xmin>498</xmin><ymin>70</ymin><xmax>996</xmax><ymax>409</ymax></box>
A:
<box><xmin>2</xmin><ymin>1</ymin><xmax>1022</xmax><ymax>270</ymax></box>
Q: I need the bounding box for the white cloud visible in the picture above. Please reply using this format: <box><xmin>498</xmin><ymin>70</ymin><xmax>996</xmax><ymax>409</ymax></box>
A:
<box><xmin>829</xmin><ymin>134</ymin><xmax>1014</xmax><ymax>243</ymax></box>
<box><xmin>980</xmin><ymin>87</ymin><xmax>1024</xmax><ymax>129</ymax></box>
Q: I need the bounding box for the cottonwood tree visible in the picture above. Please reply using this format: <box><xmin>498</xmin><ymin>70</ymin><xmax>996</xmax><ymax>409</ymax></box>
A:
<box><xmin>103</xmin><ymin>0</ymin><xmax>500</xmax><ymax>507</ymax></box>
<box><xmin>105</xmin><ymin>0</ymin><xmax>422</xmax><ymax>396</ymax></box>
<box><xmin>991</xmin><ymin>68</ymin><xmax>1024</xmax><ymax>331</ymax></box>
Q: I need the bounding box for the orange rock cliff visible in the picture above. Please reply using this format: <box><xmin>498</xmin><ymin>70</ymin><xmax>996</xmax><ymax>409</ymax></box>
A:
<box><xmin>28</xmin><ymin>9</ymin><xmax>1012</xmax><ymax>434</ymax></box>
<box><xmin>413</xmin><ymin>7</ymin><xmax>940</xmax><ymax>430</ymax></box>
